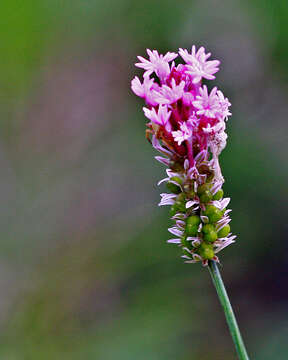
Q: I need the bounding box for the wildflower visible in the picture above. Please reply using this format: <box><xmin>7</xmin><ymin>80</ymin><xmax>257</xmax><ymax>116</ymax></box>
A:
<box><xmin>179</xmin><ymin>45</ymin><xmax>220</xmax><ymax>84</ymax></box>
<box><xmin>143</xmin><ymin>105</ymin><xmax>172</xmax><ymax>132</ymax></box>
<box><xmin>216</xmin><ymin>90</ymin><xmax>232</xmax><ymax>120</ymax></box>
<box><xmin>131</xmin><ymin>45</ymin><xmax>234</xmax><ymax>265</ymax></box>
<box><xmin>135</xmin><ymin>49</ymin><xmax>178</xmax><ymax>81</ymax></box>
<box><xmin>172</xmin><ymin>115</ymin><xmax>198</xmax><ymax>145</ymax></box>
<box><xmin>131</xmin><ymin>74</ymin><xmax>159</xmax><ymax>106</ymax></box>
<box><xmin>152</xmin><ymin>79</ymin><xmax>185</xmax><ymax>105</ymax></box>
<box><xmin>193</xmin><ymin>85</ymin><xmax>220</xmax><ymax>118</ymax></box>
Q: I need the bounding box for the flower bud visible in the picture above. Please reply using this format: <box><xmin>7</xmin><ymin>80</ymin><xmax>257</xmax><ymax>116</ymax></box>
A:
<box><xmin>199</xmin><ymin>190</ymin><xmax>213</xmax><ymax>203</ymax></box>
<box><xmin>213</xmin><ymin>189</ymin><xmax>224</xmax><ymax>200</ymax></box>
<box><xmin>197</xmin><ymin>183</ymin><xmax>211</xmax><ymax>195</ymax></box>
<box><xmin>185</xmin><ymin>215</ymin><xmax>200</xmax><ymax>236</ymax></box>
<box><xmin>202</xmin><ymin>224</ymin><xmax>218</xmax><ymax>243</ymax></box>
<box><xmin>166</xmin><ymin>183</ymin><xmax>181</xmax><ymax>194</ymax></box>
<box><xmin>202</xmin><ymin>223</ymin><xmax>217</xmax><ymax>243</ymax></box>
<box><xmin>203</xmin><ymin>205</ymin><xmax>223</xmax><ymax>223</ymax></box>
<box><xmin>171</xmin><ymin>176</ymin><xmax>182</xmax><ymax>185</ymax></box>
<box><xmin>202</xmin><ymin>224</ymin><xmax>215</xmax><ymax>233</ymax></box>
<box><xmin>166</xmin><ymin>176</ymin><xmax>182</xmax><ymax>194</ymax></box>
<box><xmin>198</xmin><ymin>242</ymin><xmax>215</xmax><ymax>260</ymax></box>
<box><xmin>186</xmin><ymin>215</ymin><xmax>200</xmax><ymax>236</ymax></box>
<box><xmin>217</xmin><ymin>224</ymin><xmax>230</xmax><ymax>238</ymax></box>
<box><xmin>185</xmin><ymin>223</ymin><xmax>198</xmax><ymax>236</ymax></box>
<box><xmin>186</xmin><ymin>215</ymin><xmax>201</xmax><ymax>227</ymax></box>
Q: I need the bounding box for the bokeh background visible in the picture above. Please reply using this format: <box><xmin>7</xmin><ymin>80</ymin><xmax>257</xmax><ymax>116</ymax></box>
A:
<box><xmin>0</xmin><ymin>0</ymin><xmax>287</xmax><ymax>358</ymax></box>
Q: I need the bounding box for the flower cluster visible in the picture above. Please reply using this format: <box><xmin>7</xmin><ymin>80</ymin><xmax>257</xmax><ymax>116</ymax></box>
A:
<box><xmin>131</xmin><ymin>46</ymin><xmax>235</xmax><ymax>265</ymax></box>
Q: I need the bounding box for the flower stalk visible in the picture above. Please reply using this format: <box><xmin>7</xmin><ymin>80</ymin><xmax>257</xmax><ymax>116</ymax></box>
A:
<box><xmin>131</xmin><ymin>45</ymin><xmax>249</xmax><ymax>357</ymax></box>
<box><xmin>208</xmin><ymin>260</ymin><xmax>250</xmax><ymax>360</ymax></box>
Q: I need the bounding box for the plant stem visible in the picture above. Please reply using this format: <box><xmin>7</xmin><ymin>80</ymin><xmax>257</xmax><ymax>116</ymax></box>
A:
<box><xmin>208</xmin><ymin>260</ymin><xmax>250</xmax><ymax>360</ymax></box>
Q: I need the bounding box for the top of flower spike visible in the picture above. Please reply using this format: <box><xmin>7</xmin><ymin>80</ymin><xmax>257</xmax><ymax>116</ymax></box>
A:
<box><xmin>131</xmin><ymin>46</ymin><xmax>231</xmax><ymax>170</ymax></box>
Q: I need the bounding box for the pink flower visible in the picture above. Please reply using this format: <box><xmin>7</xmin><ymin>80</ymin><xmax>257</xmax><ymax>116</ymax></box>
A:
<box><xmin>135</xmin><ymin>49</ymin><xmax>178</xmax><ymax>82</ymax></box>
<box><xmin>216</xmin><ymin>90</ymin><xmax>232</xmax><ymax>120</ymax></box>
<box><xmin>179</xmin><ymin>46</ymin><xmax>220</xmax><ymax>84</ymax></box>
<box><xmin>211</xmin><ymin>129</ymin><xmax>228</xmax><ymax>155</ymax></box>
<box><xmin>143</xmin><ymin>104</ymin><xmax>172</xmax><ymax>132</ymax></box>
<box><xmin>152</xmin><ymin>79</ymin><xmax>185</xmax><ymax>105</ymax></box>
<box><xmin>193</xmin><ymin>85</ymin><xmax>220</xmax><ymax>118</ymax></box>
<box><xmin>172</xmin><ymin>115</ymin><xmax>198</xmax><ymax>145</ymax></box>
<box><xmin>131</xmin><ymin>75</ymin><xmax>159</xmax><ymax>106</ymax></box>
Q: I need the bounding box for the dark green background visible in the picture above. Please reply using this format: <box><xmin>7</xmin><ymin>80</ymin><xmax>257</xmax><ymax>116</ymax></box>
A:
<box><xmin>0</xmin><ymin>0</ymin><xmax>287</xmax><ymax>358</ymax></box>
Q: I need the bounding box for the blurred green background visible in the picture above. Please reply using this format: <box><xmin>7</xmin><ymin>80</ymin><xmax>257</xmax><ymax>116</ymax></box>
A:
<box><xmin>0</xmin><ymin>0</ymin><xmax>287</xmax><ymax>358</ymax></box>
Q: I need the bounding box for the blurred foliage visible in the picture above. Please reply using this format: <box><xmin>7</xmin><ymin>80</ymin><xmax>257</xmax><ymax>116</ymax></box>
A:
<box><xmin>0</xmin><ymin>0</ymin><xmax>286</xmax><ymax>359</ymax></box>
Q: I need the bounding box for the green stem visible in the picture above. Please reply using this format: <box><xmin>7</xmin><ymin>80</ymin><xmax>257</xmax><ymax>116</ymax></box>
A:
<box><xmin>208</xmin><ymin>260</ymin><xmax>250</xmax><ymax>360</ymax></box>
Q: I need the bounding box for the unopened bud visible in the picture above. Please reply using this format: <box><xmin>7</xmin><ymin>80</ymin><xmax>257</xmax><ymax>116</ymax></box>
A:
<box><xmin>166</xmin><ymin>176</ymin><xmax>183</xmax><ymax>194</ymax></box>
<box><xmin>199</xmin><ymin>190</ymin><xmax>213</xmax><ymax>203</ymax></box>
<box><xmin>186</xmin><ymin>215</ymin><xmax>201</xmax><ymax>227</ymax></box>
<box><xmin>213</xmin><ymin>189</ymin><xmax>224</xmax><ymax>200</ymax></box>
<box><xmin>185</xmin><ymin>223</ymin><xmax>198</xmax><ymax>236</ymax></box>
<box><xmin>218</xmin><ymin>224</ymin><xmax>230</xmax><ymax>238</ymax></box>
<box><xmin>197</xmin><ymin>183</ymin><xmax>211</xmax><ymax>195</ymax></box>
<box><xmin>202</xmin><ymin>223</ymin><xmax>218</xmax><ymax>243</ymax></box>
<box><xmin>198</xmin><ymin>242</ymin><xmax>215</xmax><ymax>260</ymax></box>
<box><xmin>203</xmin><ymin>205</ymin><xmax>223</xmax><ymax>223</ymax></box>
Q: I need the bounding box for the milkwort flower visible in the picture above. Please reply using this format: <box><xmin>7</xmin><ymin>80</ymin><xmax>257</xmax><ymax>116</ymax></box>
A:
<box><xmin>131</xmin><ymin>46</ymin><xmax>235</xmax><ymax>265</ymax></box>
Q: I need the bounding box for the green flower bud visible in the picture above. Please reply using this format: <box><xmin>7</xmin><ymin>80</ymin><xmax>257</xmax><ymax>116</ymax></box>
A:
<box><xmin>202</xmin><ymin>224</ymin><xmax>214</xmax><ymax>233</ymax></box>
<box><xmin>198</xmin><ymin>243</ymin><xmax>215</xmax><ymax>260</ymax></box>
<box><xmin>186</xmin><ymin>215</ymin><xmax>201</xmax><ymax>227</ymax></box>
<box><xmin>213</xmin><ymin>189</ymin><xmax>224</xmax><ymax>200</ymax></box>
<box><xmin>217</xmin><ymin>224</ymin><xmax>231</xmax><ymax>238</ymax></box>
<box><xmin>202</xmin><ymin>224</ymin><xmax>217</xmax><ymax>243</ymax></box>
<box><xmin>185</xmin><ymin>223</ymin><xmax>198</xmax><ymax>236</ymax></box>
<box><xmin>166</xmin><ymin>176</ymin><xmax>182</xmax><ymax>194</ymax></box>
<box><xmin>204</xmin><ymin>231</ymin><xmax>218</xmax><ymax>243</ymax></box>
<box><xmin>197</xmin><ymin>183</ymin><xmax>211</xmax><ymax>195</ymax></box>
<box><xmin>199</xmin><ymin>190</ymin><xmax>213</xmax><ymax>203</ymax></box>
<box><xmin>171</xmin><ymin>176</ymin><xmax>182</xmax><ymax>185</ymax></box>
<box><xmin>166</xmin><ymin>182</ymin><xmax>181</xmax><ymax>194</ymax></box>
<box><xmin>203</xmin><ymin>205</ymin><xmax>223</xmax><ymax>223</ymax></box>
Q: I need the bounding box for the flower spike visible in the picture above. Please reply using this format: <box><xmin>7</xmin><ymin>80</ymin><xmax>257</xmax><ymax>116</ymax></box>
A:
<box><xmin>131</xmin><ymin>45</ymin><xmax>234</xmax><ymax>265</ymax></box>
